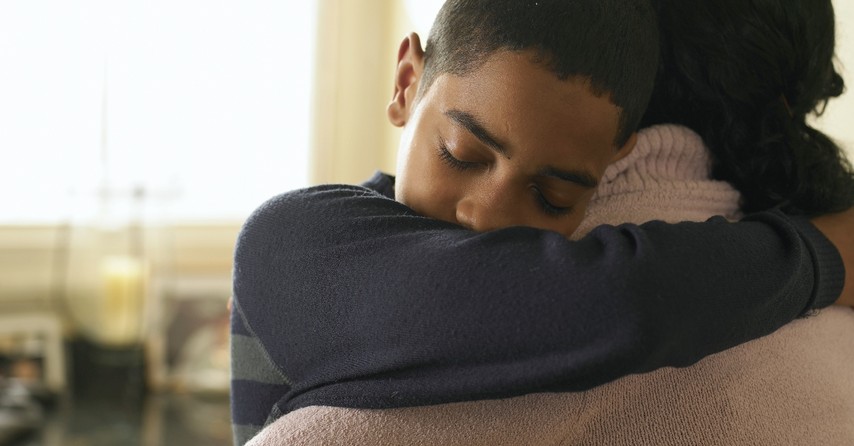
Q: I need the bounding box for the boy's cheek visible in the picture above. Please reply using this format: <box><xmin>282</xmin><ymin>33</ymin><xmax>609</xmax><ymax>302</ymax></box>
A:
<box><xmin>396</xmin><ymin>144</ymin><xmax>458</xmax><ymax>223</ymax></box>
<box><xmin>397</xmin><ymin>169</ymin><xmax>459</xmax><ymax>225</ymax></box>
<box><xmin>401</xmin><ymin>183</ymin><xmax>459</xmax><ymax>224</ymax></box>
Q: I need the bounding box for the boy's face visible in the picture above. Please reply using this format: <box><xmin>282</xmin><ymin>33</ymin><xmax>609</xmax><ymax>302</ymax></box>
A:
<box><xmin>388</xmin><ymin>34</ymin><xmax>636</xmax><ymax>238</ymax></box>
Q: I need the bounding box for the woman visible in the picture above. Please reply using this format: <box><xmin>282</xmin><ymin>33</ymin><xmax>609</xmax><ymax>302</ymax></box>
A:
<box><xmin>243</xmin><ymin>0</ymin><xmax>854</xmax><ymax>444</ymax></box>
<box><xmin>641</xmin><ymin>0</ymin><xmax>854</xmax><ymax>217</ymax></box>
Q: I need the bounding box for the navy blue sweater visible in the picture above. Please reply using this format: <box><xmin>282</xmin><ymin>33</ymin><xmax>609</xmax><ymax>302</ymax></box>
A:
<box><xmin>229</xmin><ymin>172</ymin><xmax>843</xmax><ymax>444</ymax></box>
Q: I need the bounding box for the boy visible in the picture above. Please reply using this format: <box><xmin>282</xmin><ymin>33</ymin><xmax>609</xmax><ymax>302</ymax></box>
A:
<box><xmin>230</xmin><ymin>1</ymin><xmax>847</xmax><ymax>444</ymax></box>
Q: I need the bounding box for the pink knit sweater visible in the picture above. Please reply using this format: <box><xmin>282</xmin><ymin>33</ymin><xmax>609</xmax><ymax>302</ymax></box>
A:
<box><xmin>247</xmin><ymin>125</ymin><xmax>854</xmax><ymax>446</ymax></box>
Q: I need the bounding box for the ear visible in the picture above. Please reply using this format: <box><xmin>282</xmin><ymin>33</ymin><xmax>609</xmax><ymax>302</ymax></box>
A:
<box><xmin>611</xmin><ymin>132</ymin><xmax>638</xmax><ymax>163</ymax></box>
<box><xmin>388</xmin><ymin>33</ymin><xmax>426</xmax><ymax>128</ymax></box>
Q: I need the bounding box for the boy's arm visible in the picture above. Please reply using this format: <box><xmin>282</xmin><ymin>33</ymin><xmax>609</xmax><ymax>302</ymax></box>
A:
<box><xmin>231</xmin><ymin>184</ymin><xmax>843</xmax><ymax>424</ymax></box>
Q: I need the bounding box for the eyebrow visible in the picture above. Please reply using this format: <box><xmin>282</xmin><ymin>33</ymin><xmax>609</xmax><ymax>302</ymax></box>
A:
<box><xmin>444</xmin><ymin>109</ymin><xmax>510</xmax><ymax>158</ymax></box>
<box><xmin>444</xmin><ymin>108</ymin><xmax>598</xmax><ymax>189</ymax></box>
<box><xmin>539</xmin><ymin>166</ymin><xmax>599</xmax><ymax>189</ymax></box>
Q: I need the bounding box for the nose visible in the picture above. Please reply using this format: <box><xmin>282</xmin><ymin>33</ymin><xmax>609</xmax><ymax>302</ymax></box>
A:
<box><xmin>455</xmin><ymin>189</ymin><xmax>518</xmax><ymax>232</ymax></box>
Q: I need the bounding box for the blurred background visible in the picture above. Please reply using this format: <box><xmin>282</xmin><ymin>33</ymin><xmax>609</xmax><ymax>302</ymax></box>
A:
<box><xmin>0</xmin><ymin>1</ymin><xmax>851</xmax><ymax>445</ymax></box>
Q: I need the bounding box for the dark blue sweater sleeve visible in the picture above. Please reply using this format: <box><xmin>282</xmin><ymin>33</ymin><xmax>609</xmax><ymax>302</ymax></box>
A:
<box><xmin>231</xmin><ymin>182</ymin><xmax>844</xmax><ymax>421</ymax></box>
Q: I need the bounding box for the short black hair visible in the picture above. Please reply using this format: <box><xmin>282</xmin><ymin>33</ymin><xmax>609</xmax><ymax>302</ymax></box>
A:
<box><xmin>420</xmin><ymin>0</ymin><xmax>660</xmax><ymax>146</ymax></box>
<box><xmin>641</xmin><ymin>0</ymin><xmax>854</xmax><ymax>215</ymax></box>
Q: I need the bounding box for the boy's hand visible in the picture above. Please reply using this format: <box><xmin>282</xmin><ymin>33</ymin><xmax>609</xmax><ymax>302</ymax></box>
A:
<box><xmin>811</xmin><ymin>207</ymin><xmax>853</xmax><ymax>307</ymax></box>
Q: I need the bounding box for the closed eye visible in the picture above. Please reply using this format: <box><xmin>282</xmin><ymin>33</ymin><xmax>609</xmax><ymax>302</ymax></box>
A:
<box><xmin>530</xmin><ymin>185</ymin><xmax>573</xmax><ymax>217</ymax></box>
<box><xmin>437</xmin><ymin>142</ymin><xmax>480</xmax><ymax>171</ymax></box>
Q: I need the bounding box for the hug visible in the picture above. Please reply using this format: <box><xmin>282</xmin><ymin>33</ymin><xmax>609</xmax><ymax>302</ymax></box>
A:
<box><xmin>231</xmin><ymin>0</ymin><xmax>854</xmax><ymax>444</ymax></box>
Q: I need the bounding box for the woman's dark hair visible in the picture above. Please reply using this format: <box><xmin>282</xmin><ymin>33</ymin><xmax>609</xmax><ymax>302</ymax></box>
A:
<box><xmin>421</xmin><ymin>0</ymin><xmax>660</xmax><ymax>146</ymax></box>
<box><xmin>641</xmin><ymin>0</ymin><xmax>854</xmax><ymax>215</ymax></box>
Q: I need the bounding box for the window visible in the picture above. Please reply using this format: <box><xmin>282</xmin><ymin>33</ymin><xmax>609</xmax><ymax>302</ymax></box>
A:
<box><xmin>0</xmin><ymin>0</ymin><xmax>317</xmax><ymax>224</ymax></box>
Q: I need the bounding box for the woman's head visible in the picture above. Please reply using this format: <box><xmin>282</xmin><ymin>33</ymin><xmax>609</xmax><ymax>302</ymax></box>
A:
<box><xmin>642</xmin><ymin>0</ymin><xmax>854</xmax><ymax>215</ymax></box>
